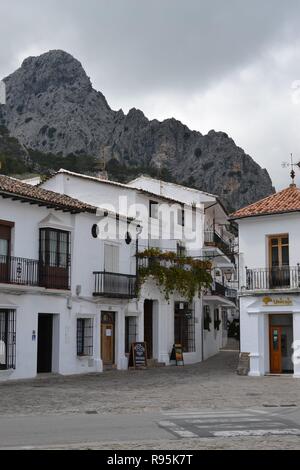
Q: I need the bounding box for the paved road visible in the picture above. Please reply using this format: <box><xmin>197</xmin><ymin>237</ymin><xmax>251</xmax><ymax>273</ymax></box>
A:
<box><xmin>0</xmin><ymin>413</ymin><xmax>171</xmax><ymax>449</ymax></box>
<box><xmin>159</xmin><ymin>408</ymin><xmax>300</xmax><ymax>438</ymax></box>
<box><xmin>1</xmin><ymin>407</ymin><xmax>300</xmax><ymax>449</ymax></box>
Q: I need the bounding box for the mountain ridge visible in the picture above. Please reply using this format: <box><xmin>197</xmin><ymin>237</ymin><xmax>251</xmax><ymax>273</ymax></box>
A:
<box><xmin>0</xmin><ymin>49</ymin><xmax>275</xmax><ymax>211</ymax></box>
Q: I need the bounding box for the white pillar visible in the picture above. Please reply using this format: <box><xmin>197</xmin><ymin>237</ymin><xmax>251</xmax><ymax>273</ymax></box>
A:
<box><xmin>293</xmin><ymin>312</ymin><xmax>300</xmax><ymax>378</ymax></box>
<box><xmin>158</xmin><ymin>300</ymin><xmax>172</xmax><ymax>364</ymax></box>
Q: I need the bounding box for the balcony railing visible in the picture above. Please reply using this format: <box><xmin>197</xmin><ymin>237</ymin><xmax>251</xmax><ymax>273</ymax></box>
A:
<box><xmin>205</xmin><ymin>280</ymin><xmax>237</xmax><ymax>304</ymax></box>
<box><xmin>212</xmin><ymin>281</ymin><xmax>227</xmax><ymax>297</ymax></box>
<box><xmin>93</xmin><ymin>272</ymin><xmax>137</xmax><ymax>298</ymax></box>
<box><xmin>0</xmin><ymin>255</ymin><xmax>70</xmax><ymax>290</ymax></box>
<box><xmin>204</xmin><ymin>230</ymin><xmax>234</xmax><ymax>260</ymax></box>
<box><xmin>246</xmin><ymin>266</ymin><xmax>300</xmax><ymax>290</ymax></box>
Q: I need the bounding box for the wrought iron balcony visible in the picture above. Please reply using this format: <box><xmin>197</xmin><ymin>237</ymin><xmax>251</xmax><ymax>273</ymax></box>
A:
<box><xmin>245</xmin><ymin>266</ymin><xmax>300</xmax><ymax>290</ymax></box>
<box><xmin>204</xmin><ymin>230</ymin><xmax>234</xmax><ymax>261</ymax></box>
<box><xmin>211</xmin><ymin>281</ymin><xmax>227</xmax><ymax>297</ymax></box>
<box><xmin>0</xmin><ymin>255</ymin><xmax>70</xmax><ymax>290</ymax></box>
<box><xmin>93</xmin><ymin>271</ymin><xmax>137</xmax><ymax>298</ymax></box>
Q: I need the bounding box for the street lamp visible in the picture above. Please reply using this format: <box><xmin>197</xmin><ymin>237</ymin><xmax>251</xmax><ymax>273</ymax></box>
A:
<box><xmin>224</xmin><ymin>270</ymin><xmax>233</xmax><ymax>283</ymax></box>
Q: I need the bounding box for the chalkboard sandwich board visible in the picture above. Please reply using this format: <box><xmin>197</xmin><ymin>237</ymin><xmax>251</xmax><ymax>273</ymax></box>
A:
<box><xmin>170</xmin><ymin>344</ymin><xmax>184</xmax><ymax>366</ymax></box>
<box><xmin>128</xmin><ymin>342</ymin><xmax>148</xmax><ymax>369</ymax></box>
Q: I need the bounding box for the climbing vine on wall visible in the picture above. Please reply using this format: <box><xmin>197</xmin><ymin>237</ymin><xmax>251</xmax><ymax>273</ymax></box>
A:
<box><xmin>137</xmin><ymin>248</ymin><xmax>212</xmax><ymax>302</ymax></box>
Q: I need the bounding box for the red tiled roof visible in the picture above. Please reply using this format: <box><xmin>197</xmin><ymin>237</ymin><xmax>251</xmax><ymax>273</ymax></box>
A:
<box><xmin>230</xmin><ymin>185</ymin><xmax>300</xmax><ymax>220</ymax></box>
<box><xmin>0</xmin><ymin>175</ymin><xmax>97</xmax><ymax>213</ymax></box>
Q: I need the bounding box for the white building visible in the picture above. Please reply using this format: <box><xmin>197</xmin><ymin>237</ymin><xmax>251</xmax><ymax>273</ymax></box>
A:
<box><xmin>231</xmin><ymin>183</ymin><xmax>300</xmax><ymax>378</ymax></box>
<box><xmin>0</xmin><ymin>170</ymin><xmax>237</xmax><ymax>381</ymax></box>
<box><xmin>0</xmin><ymin>174</ymin><xmax>136</xmax><ymax>381</ymax></box>
<box><xmin>42</xmin><ymin>171</ymin><xmax>236</xmax><ymax>367</ymax></box>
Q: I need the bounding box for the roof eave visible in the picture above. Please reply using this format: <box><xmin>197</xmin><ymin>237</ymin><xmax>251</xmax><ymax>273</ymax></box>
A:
<box><xmin>0</xmin><ymin>191</ymin><xmax>96</xmax><ymax>214</ymax></box>
<box><xmin>229</xmin><ymin>208</ymin><xmax>300</xmax><ymax>221</ymax></box>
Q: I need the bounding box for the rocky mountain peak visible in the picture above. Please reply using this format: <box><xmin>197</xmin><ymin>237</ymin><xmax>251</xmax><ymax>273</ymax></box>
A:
<box><xmin>0</xmin><ymin>50</ymin><xmax>275</xmax><ymax>210</ymax></box>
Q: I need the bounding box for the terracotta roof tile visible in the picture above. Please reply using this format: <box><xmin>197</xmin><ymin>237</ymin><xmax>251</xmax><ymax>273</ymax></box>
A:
<box><xmin>230</xmin><ymin>185</ymin><xmax>300</xmax><ymax>220</ymax></box>
<box><xmin>0</xmin><ymin>174</ymin><xmax>97</xmax><ymax>213</ymax></box>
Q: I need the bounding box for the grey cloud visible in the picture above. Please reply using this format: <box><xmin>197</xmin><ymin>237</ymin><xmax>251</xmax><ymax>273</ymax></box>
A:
<box><xmin>1</xmin><ymin>0</ymin><xmax>300</xmax><ymax>189</ymax></box>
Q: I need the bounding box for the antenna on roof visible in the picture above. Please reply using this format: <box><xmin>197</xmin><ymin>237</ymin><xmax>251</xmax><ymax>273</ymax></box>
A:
<box><xmin>282</xmin><ymin>153</ymin><xmax>300</xmax><ymax>187</ymax></box>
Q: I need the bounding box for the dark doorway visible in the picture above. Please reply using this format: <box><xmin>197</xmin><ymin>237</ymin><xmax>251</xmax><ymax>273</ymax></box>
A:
<box><xmin>144</xmin><ymin>300</ymin><xmax>153</xmax><ymax>359</ymax></box>
<box><xmin>37</xmin><ymin>314</ymin><xmax>53</xmax><ymax>373</ymax></box>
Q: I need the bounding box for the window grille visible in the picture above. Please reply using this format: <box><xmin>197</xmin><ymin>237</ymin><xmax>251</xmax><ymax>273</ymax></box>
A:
<box><xmin>174</xmin><ymin>302</ymin><xmax>195</xmax><ymax>353</ymax></box>
<box><xmin>0</xmin><ymin>310</ymin><xmax>16</xmax><ymax>370</ymax></box>
<box><xmin>125</xmin><ymin>316</ymin><xmax>138</xmax><ymax>353</ymax></box>
<box><xmin>77</xmin><ymin>318</ymin><xmax>93</xmax><ymax>356</ymax></box>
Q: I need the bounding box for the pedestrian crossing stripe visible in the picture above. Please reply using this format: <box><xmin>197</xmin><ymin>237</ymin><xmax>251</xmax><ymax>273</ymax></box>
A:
<box><xmin>158</xmin><ymin>408</ymin><xmax>300</xmax><ymax>439</ymax></box>
<box><xmin>213</xmin><ymin>429</ymin><xmax>300</xmax><ymax>437</ymax></box>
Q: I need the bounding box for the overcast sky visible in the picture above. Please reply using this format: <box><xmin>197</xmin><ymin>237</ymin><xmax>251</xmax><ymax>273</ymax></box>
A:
<box><xmin>2</xmin><ymin>0</ymin><xmax>300</xmax><ymax>189</ymax></box>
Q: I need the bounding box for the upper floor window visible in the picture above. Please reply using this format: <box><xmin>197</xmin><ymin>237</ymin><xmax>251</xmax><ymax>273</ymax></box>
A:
<box><xmin>177</xmin><ymin>207</ymin><xmax>185</xmax><ymax>227</ymax></box>
<box><xmin>269</xmin><ymin>235</ymin><xmax>289</xmax><ymax>268</ymax></box>
<box><xmin>39</xmin><ymin>228</ymin><xmax>71</xmax><ymax>290</ymax></box>
<box><xmin>149</xmin><ymin>201</ymin><xmax>159</xmax><ymax>219</ymax></box>
<box><xmin>39</xmin><ymin>228</ymin><xmax>70</xmax><ymax>269</ymax></box>
<box><xmin>0</xmin><ymin>221</ymin><xmax>14</xmax><ymax>259</ymax></box>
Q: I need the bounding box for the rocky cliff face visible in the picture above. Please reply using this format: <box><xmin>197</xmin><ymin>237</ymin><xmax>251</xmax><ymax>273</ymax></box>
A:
<box><xmin>0</xmin><ymin>50</ymin><xmax>274</xmax><ymax>210</ymax></box>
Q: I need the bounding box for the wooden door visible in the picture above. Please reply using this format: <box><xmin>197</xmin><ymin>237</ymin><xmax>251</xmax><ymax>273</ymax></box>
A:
<box><xmin>0</xmin><ymin>224</ymin><xmax>11</xmax><ymax>283</ymax></box>
<box><xmin>144</xmin><ymin>300</ymin><xmax>153</xmax><ymax>359</ymax></box>
<box><xmin>270</xmin><ymin>326</ymin><xmax>282</xmax><ymax>374</ymax></box>
<box><xmin>101</xmin><ymin>312</ymin><xmax>115</xmax><ymax>366</ymax></box>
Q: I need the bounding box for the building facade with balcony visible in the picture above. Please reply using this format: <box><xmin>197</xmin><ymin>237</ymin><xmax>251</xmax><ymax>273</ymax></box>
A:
<box><xmin>0</xmin><ymin>175</ymin><xmax>137</xmax><ymax>381</ymax></box>
<box><xmin>40</xmin><ymin>171</ymin><xmax>237</xmax><ymax>367</ymax></box>
<box><xmin>231</xmin><ymin>184</ymin><xmax>300</xmax><ymax>378</ymax></box>
<box><xmin>128</xmin><ymin>176</ymin><xmax>237</xmax><ymax>363</ymax></box>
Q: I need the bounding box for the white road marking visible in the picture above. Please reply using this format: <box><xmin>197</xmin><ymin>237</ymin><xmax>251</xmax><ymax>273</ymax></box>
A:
<box><xmin>159</xmin><ymin>409</ymin><xmax>300</xmax><ymax>439</ymax></box>
<box><xmin>195</xmin><ymin>422</ymin><xmax>285</xmax><ymax>429</ymax></box>
<box><xmin>213</xmin><ymin>429</ymin><xmax>300</xmax><ymax>437</ymax></box>
<box><xmin>189</xmin><ymin>418</ymin><xmax>273</xmax><ymax>424</ymax></box>
<box><xmin>158</xmin><ymin>421</ymin><xmax>198</xmax><ymax>438</ymax></box>
<box><xmin>164</xmin><ymin>413</ymin><xmax>254</xmax><ymax>419</ymax></box>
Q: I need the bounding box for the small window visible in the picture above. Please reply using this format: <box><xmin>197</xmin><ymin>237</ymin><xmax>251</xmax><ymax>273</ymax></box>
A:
<box><xmin>0</xmin><ymin>310</ymin><xmax>16</xmax><ymax>370</ymax></box>
<box><xmin>203</xmin><ymin>305</ymin><xmax>212</xmax><ymax>331</ymax></box>
<box><xmin>177</xmin><ymin>242</ymin><xmax>186</xmax><ymax>258</ymax></box>
<box><xmin>77</xmin><ymin>318</ymin><xmax>93</xmax><ymax>356</ymax></box>
<box><xmin>177</xmin><ymin>207</ymin><xmax>185</xmax><ymax>227</ymax></box>
<box><xmin>125</xmin><ymin>316</ymin><xmax>138</xmax><ymax>354</ymax></box>
<box><xmin>149</xmin><ymin>201</ymin><xmax>159</xmax><ymax>219</ymax></box>
<box><xmin>214</xmin><ymin>308</ymin><xmax>221</xmax><ymax>331</ymax></box>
